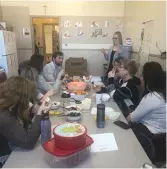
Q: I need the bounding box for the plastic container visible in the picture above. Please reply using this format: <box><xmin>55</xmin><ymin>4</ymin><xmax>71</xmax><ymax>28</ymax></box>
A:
<box><xmin>43</xmin><ymin>135</ymin><xmax>93</xmax><ymax>167</ymax></box>
<box><xmin>53</xmin><ymin>123</ymin><xmax>87</xmax><ymax>150</ymax></box>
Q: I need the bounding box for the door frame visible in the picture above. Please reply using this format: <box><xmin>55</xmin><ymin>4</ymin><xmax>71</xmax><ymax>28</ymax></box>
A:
<box><xmin>30</xmin><ymin>16</ymin><xmax>62</xmax><ymax>54</ymax></box>
<box><xmin>42</xmin><ymin>23</ymin><xmax>59</xmax><ymax>57</ymax></box>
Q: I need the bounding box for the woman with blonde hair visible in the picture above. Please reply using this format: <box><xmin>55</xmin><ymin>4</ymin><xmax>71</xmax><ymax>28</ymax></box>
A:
<box><xmin>101</xmin><ymin>31</ymin><xmax>131</xmax><ymax>83</ymax></box>
<box><xmin>0</xmin><ymin>76</ymin><xmax>50</xmax><ymax>167</ymax></box>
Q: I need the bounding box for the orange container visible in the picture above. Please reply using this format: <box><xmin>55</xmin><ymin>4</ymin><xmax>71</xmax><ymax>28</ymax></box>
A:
<box><xmin>67</xmin><ymin>82</ymin><xmax>87</xmax><ymax>91</ymax></box>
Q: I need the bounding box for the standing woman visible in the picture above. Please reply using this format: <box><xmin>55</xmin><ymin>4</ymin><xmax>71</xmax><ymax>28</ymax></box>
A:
<box><xmin>101</xmin><ymin>31</ymin><xmax>131</xmax><ymax>81</ymax></box>
<box><xmin>21</xmin><ymin>54</ymin><xmax>54</xmax><ymax>101</ymax></box>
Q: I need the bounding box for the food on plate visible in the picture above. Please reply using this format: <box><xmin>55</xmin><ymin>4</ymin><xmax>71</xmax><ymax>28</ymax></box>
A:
<box><xmin>68</xmin><ymin>112</ymin><xmax>81</xmax><ymax>117</ymax></box>
<box><xmin>66</xmin><ymin>106</ymin><xmax>80</xmax><ymax>111</ymax></box>
<box><xmin>49</xmin><ymin>110</ymin><xmax>62</xmax><ymax>116</ymax></box>
<box><xmin>72</xmin><ymin>91</ymin><xmax>87</xmax><ymax>95</ymax></box>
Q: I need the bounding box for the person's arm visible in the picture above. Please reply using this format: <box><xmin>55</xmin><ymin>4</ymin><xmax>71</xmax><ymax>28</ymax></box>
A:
<box><xmin>43</xmin><ymin>64</ymin><xmax>55</xmax><ymax>82</ymax></box>
<box><xmin>108</xmin><ymin>77</ymin><xmax>114</xmax><ymax>84</ymax></box>
<box><xmin>0</xmin><ymin>114</ymin><xmax>42</xmax><ymax>149</ymax></box>
<box><xmin>0</xmin><ymin>100</ymin><xmax>50</xmax><ymax>149</ymax></box>
<box><xmin>101</xmin><ymin>47</ymin><xmax>112</xmax><ymax>61</ymax></box>
<box><xmin>110</xmin><ymin>86</ymin><xmax>132</xmax><ymax>100</ymax></box>
<box><xmin>127</xmin><ymin>94</ymin><xmax>155</xmax><ymax>123</ymax></box>
<box><xmin>38</xmin><ymin>75</ymin><xmax>54</xmax><ymax>93</ymax></box>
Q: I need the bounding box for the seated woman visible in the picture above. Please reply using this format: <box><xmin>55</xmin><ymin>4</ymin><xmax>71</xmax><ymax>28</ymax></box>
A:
<box><xmin>21</xmin><ymin>54</ymin><xmax>55</xmax><ymax>101</ymax></box>
<box><xmin>0</xmin><ymin>76</ymin><xmax>50</xmax><ymax>167</ymax></box>
<box><xmin>141</xmin><ymin>61</ymin><xmax>163</xmax><ymax>97</ymax></box>
<box><xmin>95</xmin><ymin>58</ymin><xmax>140</xmax><ymax>108</ymax></box>
<box><xmin>127</xmin><ymin>62</ymin><xmax>166</xmax><ymax>136</ymax></box>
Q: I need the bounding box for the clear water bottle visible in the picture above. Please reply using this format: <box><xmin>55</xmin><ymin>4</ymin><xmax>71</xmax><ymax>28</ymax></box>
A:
<box><xmin>96</xmin><ymin>104</ymin><xmax>105</xmax><ymax>128</ymax></box>
<box><xmin>41</xmin><ymin>111</ymin><xmax>51</xmax><ymax>145</ymax></box>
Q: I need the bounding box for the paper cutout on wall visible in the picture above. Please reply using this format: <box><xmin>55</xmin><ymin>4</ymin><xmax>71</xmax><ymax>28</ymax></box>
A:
<box><xmin>89</xmin><ymin>29</ymin><xmax>102</xmax><ymax>38</ymax></box>
<box><xmin>95</xmin><ymin>29</ymin><xmax>102</xmax><ymax>36</ymax></box>
<box><xmin>116</xmin><ymin>21</ymin><xmax>123</xmax><ymax>28</ymax></box>
<box><xmin>64</xmin><ymin>20</ymin><xmax>71</xmax><ymax>27</ymax></box>
<box><xmin>91</xmin><ymin>21</ymin><xmax>100</xmax><ymax>28</ymax></box>
<box><xmin>76</xmin><ymin>31</ymin><xmax>84</xmax><ymax>37</ymax></box>
<box><xmin>102</xmin><ymin>33</ymin><xmax>108</xmax><ymax>38</ymax></box>
<box><xmin>125</xmin><ymin>38</ymin><xmax>132</xmax><ymax>46</ymax></box>
<box><xmin>89</xmin><ymin>32</ymin><xmax>96</xmax><ymax>38</ymax></box>
<box><xmin>104</xmin><ymin>21</ymin><xmax>111</xmax><ymax>27</ymax></box>
<box><xmin>75</xmin><ymin>21</ymin><xmax>83</xmax><ymax>27</ymax></box>
<box><xmin>63</xmin><ymin>31</ymin><xmax>71</xmax><ymax>39</ymax></box>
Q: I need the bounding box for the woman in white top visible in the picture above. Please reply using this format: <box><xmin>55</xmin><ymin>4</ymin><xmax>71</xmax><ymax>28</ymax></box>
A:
<box><xmin>127</xmin><ymin>62</ymin><xmax>166</xmax><ymax>136</ymax></box>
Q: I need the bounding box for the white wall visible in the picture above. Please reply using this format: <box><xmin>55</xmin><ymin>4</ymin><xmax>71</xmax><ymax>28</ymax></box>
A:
<box><xmin>1</xmin><ymin>1</ymin><xmax>125</xmax><ymax>75</ymax></box>
<box><xmin>1</xmin><ymin>1</ymin><xmax>125</xmax><ymax>16</ymax></box>
<box><xmin>124</xmin><ymin>1</ymin><xmax>166</xmax><ymax>70</ymax></box>
<box><xmin>124</xmin><ymin>1</ymin><xmax>166</xmax><ymax>54</ymax></box>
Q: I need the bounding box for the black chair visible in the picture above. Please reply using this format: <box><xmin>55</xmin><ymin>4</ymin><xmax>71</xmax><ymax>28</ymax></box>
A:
<box><xmin>134</xmin><ymin>132</ymin><xmax>166</xmax><ymax>166</ymax></box>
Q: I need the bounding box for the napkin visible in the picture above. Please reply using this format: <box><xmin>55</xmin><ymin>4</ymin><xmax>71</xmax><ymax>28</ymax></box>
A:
<box><xmin>90</xmin><ymin>107</ymin><xmax>120</xmax><ymax>121</ymax></box>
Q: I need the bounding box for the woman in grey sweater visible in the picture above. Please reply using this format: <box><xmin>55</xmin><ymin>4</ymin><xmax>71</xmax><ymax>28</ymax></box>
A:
<box><xmin>21</xmin><ymin>54</ymin><xmax>54</xmax><ymax>101</ymax></box>
<box><xmin>0</xmin><ymin>77</ymin><xmax>50</xmax><ymax>167</ymax></box>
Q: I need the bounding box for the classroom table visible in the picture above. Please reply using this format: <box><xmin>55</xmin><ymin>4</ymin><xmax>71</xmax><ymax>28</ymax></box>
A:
<box><xmin>3</xmin><ymin>92</ymin><xmax>151</xmax><ymax>168</ymax></box>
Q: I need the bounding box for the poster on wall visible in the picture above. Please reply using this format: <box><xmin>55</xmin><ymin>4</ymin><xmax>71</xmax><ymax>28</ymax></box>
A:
<box><xmin>23</xmin><ymin>28</ymin><xmax>31</xmax><ymax>38</ymax></box>
<box><xmin>75</xmin><ymin>21</ymin><xmax>83</xmax><ymax>27</ymax></box>
<box><xmin>64</xmin><ymin>20</ymin><xmax>72</xmax><ymax>27</ymax></box>
<box><xmin>104</xmin><ymin>21</ymin><xmax>111</xmax><ymax>27</ymax></box>
<box><xmin>90</xmin><ymin>21</ymin><xmax>100</xmax><ymax>28</ymax></box>
<box><xmin>63</xmin><ymin>31</ymin><xmax>71</xmax><ymax>39</ymax></box>
<box><xmin>116</xmin><ymin>21</ymin><xmax>123</xmax><ymax>28</ymax></box>
<box><xmin>102</xmin><ymin>33</ymin><xmax>108</xmax><ymax>38</ymax></box>
<box><xmin>76</xmin><ymin>31</ymin><xmax>84</xmax><ymax>37</ymax></box>
<box><xmin>139</xmin><ymin>20</ymin><xmax>154</xmax><ymax>66</ymax></box>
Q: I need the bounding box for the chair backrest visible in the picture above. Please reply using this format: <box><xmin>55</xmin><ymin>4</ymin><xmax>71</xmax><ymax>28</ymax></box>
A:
<box><xmin>65</xmin><ymin>57</ymin><xmax>87</xmax><ymax>76</ymax></box>
<box><xmin>152</xmin><ymin>133</ymin><xmax>166</xmax><ymax>163</ymax></box>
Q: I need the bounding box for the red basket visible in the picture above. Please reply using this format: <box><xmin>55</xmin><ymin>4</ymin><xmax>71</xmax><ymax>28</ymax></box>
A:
<box><xmin>43</xmin><ymin>135</ymin><xmax>93</xmax><ymax>157</ymax></box>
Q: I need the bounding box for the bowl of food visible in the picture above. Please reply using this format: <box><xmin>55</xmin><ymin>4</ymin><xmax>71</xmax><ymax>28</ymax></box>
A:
<box><xmin>51</xmin><ymin>101</ymin><xmax>60</xmax><ymax>110</ymax></box>
<box><xmin>67</xmin><ymin>82</ymin><xmax>87</xmax><ymax>91</ymax></box>
<box><xmin>70</xmin><ymin>91</ymin><xmax>88</xmax><ymax>101</ymax></box>
<box><xmin>66</xmin><ymin>111</ymin><xmax>82</xmax><ymax>122</ymax></box>
<box><xmin>65</xmin><ymin>105</ymin><xmax>81</xmax><ymax>111</ymax></box>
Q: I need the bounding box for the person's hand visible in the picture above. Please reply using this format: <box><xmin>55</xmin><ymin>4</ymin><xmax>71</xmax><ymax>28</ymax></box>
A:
<box><xmin>37</xmin><ymin>99</ymin><xmax>51</xmax><ymax>116</ymax></box>
<box><xmin>101</xmin><ymin>49</ymin><xmax>106</xmax><ymax>55</ymax></box>
<box><xmin>41</xmin><ymin>90</ymin><xmax>54</xmax><ymax>101</ymax></box>
<box><xmin>92</xmin><ymin>85</ymin><xmax>102</xmax><ymax>92</ymax></box>
<box><xmin>108</xmin><ymin>68</ymin><xmax>115</xmax><ymax>78</ymax></box>
<box><xmin>57</xmin><ymin>69</ymin><xmax>64</xmax><ymax>80</ymax></box>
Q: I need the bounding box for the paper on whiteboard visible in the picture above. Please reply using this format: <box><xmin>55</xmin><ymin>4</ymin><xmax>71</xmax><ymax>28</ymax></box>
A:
<box><xmin>90</xmin><ymin>133</ymin><xmax>118</xmax><ymax>152</ymax></box>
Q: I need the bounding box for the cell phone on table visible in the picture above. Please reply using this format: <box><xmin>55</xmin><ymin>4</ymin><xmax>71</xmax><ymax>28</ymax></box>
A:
<box><xmin>114</xmin><ymin>120</ymin><xmax>130</xmax><ymax>130</ymax></box>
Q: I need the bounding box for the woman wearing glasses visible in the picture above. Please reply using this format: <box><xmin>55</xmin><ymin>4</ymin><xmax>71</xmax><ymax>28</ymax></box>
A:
<box><xmin>101</xmin><ymin>31</ymin><xmax>131</xmax><ymax>82</ymax></box>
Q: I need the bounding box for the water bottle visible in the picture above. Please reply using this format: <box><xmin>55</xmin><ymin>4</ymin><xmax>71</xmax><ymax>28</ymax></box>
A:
<box><xmin>96</xmin><ymin>104</ymin><xmax>105</xmax><ymax>128</ymax></box>
<box><xmin>41</xmin><ymin>111</ymin><xmax>51</xmax><ymax>145</ymax></box>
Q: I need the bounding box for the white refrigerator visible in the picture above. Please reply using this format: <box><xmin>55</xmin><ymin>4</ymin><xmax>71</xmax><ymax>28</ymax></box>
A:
<box><xmin>0</xmin><ymin>30</ymin><xmax>18</xmax><ymax>78</ymax></box>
